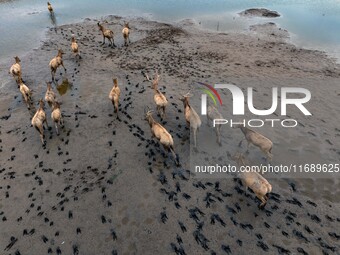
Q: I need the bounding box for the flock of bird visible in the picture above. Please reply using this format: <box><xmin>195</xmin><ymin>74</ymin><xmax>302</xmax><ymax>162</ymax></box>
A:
<box><xmin>7</xmin><ymin>2</ymin><xmax>275</xmax><ymax>209</ymax></box>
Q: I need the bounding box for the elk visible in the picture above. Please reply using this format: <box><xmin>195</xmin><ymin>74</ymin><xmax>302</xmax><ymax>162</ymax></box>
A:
<box><xmin>49</xmin><ymin>49</ymin><xmax>66</xmax><ymax>82</ymax></box>
<box><xmin>71</xmin><ymin>35</ymin><xmax>81</xmax><ymax>58</ymax></box>
<box><xmin>145</xmin><ymin>71</ymin><xmax>168</xmax><ymax>119</ymax></box>
<box><xmin>17</xmin><ymin>76</ymin><xmax>32</xmax><ymax>109</ymax></box>
<box><xmin>145</xmin><ymin>109</ymin><xmax>179</xmax><ymax>166</ymax></box>
<box><xmin>51</xmin><ymin>101</ymin><xmax>64</xmax><ymax>135</ymax></box>
<box><xmin>207</xmin><ymin>103</ymin><xmax>223</xmax><ymax>146</ymax></box>
<box><xmin>97</xmin><ymin>22</ymin><xmax>115</xmax><ymax>47</ymax></box>
<box><xmin>233</xmin><ymin>153</ymin><xmax>272</xmax><ymax>209</ymax></box>
<box><xmin>47</xmin><ymin>2</ymin><xmax>53</xmax><ymax>14</ymax></box>
<box><xmin>235</xmin><ymin>124</ymin><xmax>273</xmax><ymax>161</ymax></box>
<box><xmin>179</xmin><ymin>92</ymin><xmax>201</xmax><ymax>150</ymax></box>
<box><xmin>31</xmin><ymin>99</ymin><xmax>49</xmax><ymax>145</ymax></box>
<box><xmin>9</xmin><ymin>56</ymin><xmax>22</xmax><ymax>84</ymax></box>
<box><xmin>45</xmin><ymin>81</ymin><xmax>56</xmax><ymax>107</ymax></box>
<box><xmin>47</xmin><ymin>2</ymin><xmax>53</xmax><ymax>13</ymax></box>
<box><xmin>109</xmin><ymin>78</ymin><xmax>121</xmax><ymax>116</ymax></box>
<box><xmin>122</xmin><ymin>22</ymin><xmax>130</xmax><ymax>46</ymax></box>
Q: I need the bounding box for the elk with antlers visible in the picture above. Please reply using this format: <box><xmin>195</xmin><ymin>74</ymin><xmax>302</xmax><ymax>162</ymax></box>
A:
<box><xmin>179</xmin><ymin>92</ymin><xmax>201</xmax><ymax>150</ymax></box>
<box><xmin>145</xmin><ymin>108</ymin><xmax>179</xmax><ymax>166</ymax></box>
<box><xmin>145</xmin><ymin>71</ymin><xmax>168</xmax><ymax>119</ymax></box>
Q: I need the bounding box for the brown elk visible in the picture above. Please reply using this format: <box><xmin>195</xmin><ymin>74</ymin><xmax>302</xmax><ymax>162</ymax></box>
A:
<box><xmin>31</xmin><ymin>99</ymin><xmax>49</xmax><ymax>145</ymax></box>
<box><xmin>9</xmin><ymin>56</ymin><xmax>22</xmax><ymax>84</ymax></box>
<box><xmin>97</xmin><ymin>22</ymin><xmax>115</xmax><ymax>47</ymax></box>
<box><xmin>179</xmin><ymin>92</ymin><xmax>201</xmax><ymax>150</ymax></box>
<box><xmin>145</xmin><ymin>109</ymin><xmax>179</xmax><ymax>166</ymax></box>
<box><xmin>122</xmin><ymin>22</ymin><xmax>131</xmax><ymax>46</ymax></box>
<box><xmin>109</xmin><ymin>78</ymin><xmax>121</xmax><ymax>117</ymax></box>
<box><xmin>51</xmin><ymin>101</ymin><xmax>64</xmax><ymax>135</ymax></box>
<box><xmin>233</xmin><ymin>153</ymin><xmax>272</xmax><ymax>209</ymax></box>
<box><xmin>17</xmin><ymin>76</ymin><xmax>32</xmax><ymax>109</ymax></box>
<box><xmin>235</xmin><ymin>124</ymin><xmax>273</xmax><ymax>161</ymax></box>
<box><xmin>49</xmin><ymin>49</ymin><xmax>66</xmax><ymax>81</ymax></box>
<box><xmin>45</xmin><ymin>81</ymin><xmax>56</xmax><ymax>107</ymax></box>
<box><xmin>47</xmin><ymin>2</ymin><xmax>53</xmax><ymax>13</ymax></box>
<box><xmin>71</xmin><ymin>35</ymin><xmax>81</xmax><ymax>58</ymax></box>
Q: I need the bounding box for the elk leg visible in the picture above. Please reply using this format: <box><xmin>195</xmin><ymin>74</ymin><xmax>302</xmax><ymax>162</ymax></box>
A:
<box><xmin>114</xmin><ymin>101</ymin><xmax>118</xmax><ymax>113</ymax></box>
<box><xmin>170</xmin><ymin>147</ymin><xmax>179</xmax><ymax>166</ymax></box>
<box><xmin>162</xmin><ymin>106</ymin><xmax>166</xmax><ymax>119</ymax></box>
<box><xmin>245</xmin><ymin>141</ymin><xmax>250</xmax><ymax>154</ymax></box>
<box><xmin>258</xmin><ymin>196</ymin><xmax>267</xmax><ymax>209</ymax></box>
<box><xmin>51</xmin><ymin>69</ymin><xmax>55</xmax><ymax>81</ymax></box>
<box><xmin>238</xmin><ymin>138</ymin><xmax>245</xmax><ymax>147</ymax></box>
<box><xmin>55</xmin><ymin>122</ymin><xmax>59</xmax><ymax>135</ymax></box>
<box><xmin>243</xmin><ymin>183</ymin><xmax>248</xmax><ymax>194</ymax></box>
<box><xmin>38</xmin><ymin>126</ymin><xmax>45</xmax><ymax>145</ymax></box>
<box><xmin>193</xmin><ymin>128</ymin><xmax>198</xmax><ymax>152</ymax></box>
<box><xmin>44</xmin><ymin>118</ymin><xmax>49</xmax><ymax>130</ymax></box>
<box><xmin>266</xmin><ymin>151</ymin><xmax>273</xmax><ymax>162</ymax></box>
<box><xmin>61</xmin><ymin>61</ymin><xmax>67</xmax><ymax>72</ymax></box>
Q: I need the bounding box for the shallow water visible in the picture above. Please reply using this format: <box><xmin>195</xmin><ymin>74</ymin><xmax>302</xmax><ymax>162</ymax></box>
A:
<box><xmin>1</xmin><ymin>0</ymin><xmax>340</xmax><ymax>64</ymax></box>
<box><xmin>56</xmin><ymin>78</ymin><xmax>71</xmax><ymax>96</ymax></box>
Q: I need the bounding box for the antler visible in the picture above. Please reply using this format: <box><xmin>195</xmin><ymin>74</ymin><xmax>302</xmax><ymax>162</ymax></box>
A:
<box><xmin>142</xmin><ymin>70</ymin><xmax>151</xmax><ymax>82</ymax></box>
<box><xmin>144</xmin><ymin>106</ymin><xmax>154</xmax><ymax>115</ymax></box>
<box><xmin>145</xmin><ymin>73</ymin><xmax>151</xmax><ymax>82</ymax></box>
<box><xmin>182</xmin><ymin>89</ymin><xmax>193</xmax><ymax>97</ymax></box>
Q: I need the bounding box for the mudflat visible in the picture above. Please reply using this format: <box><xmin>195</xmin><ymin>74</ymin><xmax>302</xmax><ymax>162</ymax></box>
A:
<box><xmin>0</xmin><ymin>16</ymin><xmax>339</xmax><ymax>254</ymax></box>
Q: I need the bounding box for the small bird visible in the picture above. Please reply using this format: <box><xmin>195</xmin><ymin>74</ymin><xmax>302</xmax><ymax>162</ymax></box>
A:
<box><xmin>160</xmin><ymin>210</ymin><xmax>168</xmax><ymax>224</ymax></box>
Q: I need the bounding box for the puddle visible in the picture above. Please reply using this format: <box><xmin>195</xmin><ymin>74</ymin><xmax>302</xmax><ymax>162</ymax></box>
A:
<box><xmin>56</xmin><ymin>78</ymin><xmax>71</xmax><ymax>95</ymax></box>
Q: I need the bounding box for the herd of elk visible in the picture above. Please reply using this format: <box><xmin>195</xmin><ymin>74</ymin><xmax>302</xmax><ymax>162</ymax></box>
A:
<box><xmin>8</xmin><ymin>2</ymin><xmax>276</xmax><ymax>210</ymax></box>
